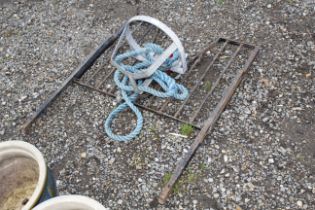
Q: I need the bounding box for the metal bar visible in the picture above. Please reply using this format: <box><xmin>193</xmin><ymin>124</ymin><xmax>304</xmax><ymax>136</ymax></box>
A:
<box><xmin>21</xmin><ymin>26</ymin><xmax>124</xmax><ymax>133</ymax></box>
<box><xmin>158</xmin><ymin>46</ymin><xmax>259</xmax><ymax>204</ymax></box>
<box><xmin>152</xmin><ymin>27</ymin><xmax>161</xmax><ymax>43</ymax></box>
<box><xmin>189</xmin><ymin>44</ymin><xmax>243</xmax><ymax>123</ymax></box>
<box><xmin>219</xmin><ymin>37</ymin><xmax>254</xmax><ymax>49</ymax></box>
<box><xmin>73</xmin><ymin>80</ymin><xmax>201</xmax><ymax>130</ymax></box>
<box><xmin>95</xmin><ymin>66</ymin><xmax>116</xmax><ymax>89</ymax></box>
<box><xmin>110</xmin><ymin>83</ymin><xmax>117</xmax><ymax>94</ymax></box>
<box><xmin>74</xmin><ymin>80</ymin><xmax>116</xmax><ymax>97</ymax></box>
<box><xmin>85</xmin><ymin>56</ymin><xmax>112</xmax><ymax>85</ymax></box>
<box><xmin>158</xmin><ymin>38</ymin><xmax>220</xmax><ymax>112</ymax></box>
<box><xmin>173</xmin><ymin>40</ymin><xmax>229</xmax><ymax>118</ymax></box>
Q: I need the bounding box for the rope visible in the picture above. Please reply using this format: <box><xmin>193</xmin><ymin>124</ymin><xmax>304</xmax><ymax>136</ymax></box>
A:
<box><xmin>104</xmin><ymin>43</ymin><xmax>188</xmax><ymax>142</ymax></box>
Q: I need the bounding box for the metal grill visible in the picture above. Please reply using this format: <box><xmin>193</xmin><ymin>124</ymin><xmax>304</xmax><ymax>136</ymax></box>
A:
<box><xmin>73</xmin><ymin>37</ymin><xmax>259</xmax><ymax>131</ymax></box>
<box><xmin>21</xmin><ymin>22</ymin><xmax>259</xmax><ymax>203</ymax></box>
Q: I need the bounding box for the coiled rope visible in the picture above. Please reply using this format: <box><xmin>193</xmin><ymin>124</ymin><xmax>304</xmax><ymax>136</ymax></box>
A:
<box><xmin>104</xmin><ymin>43</ymin><xmax>188</xmax><ymax>142</ymax></box>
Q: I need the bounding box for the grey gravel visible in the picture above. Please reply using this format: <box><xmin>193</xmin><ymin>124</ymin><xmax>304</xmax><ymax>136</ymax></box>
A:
<box><xmin>1</xmin><ymin>0</ymin><xmax>315</xmax><ymax>210</ymax></box>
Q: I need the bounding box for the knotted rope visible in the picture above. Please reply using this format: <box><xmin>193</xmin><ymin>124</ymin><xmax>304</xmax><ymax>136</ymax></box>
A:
<box><xmin>104</xmin><ymin>43</ymin><xmax>188</xmax><ymax>142</ymax></box>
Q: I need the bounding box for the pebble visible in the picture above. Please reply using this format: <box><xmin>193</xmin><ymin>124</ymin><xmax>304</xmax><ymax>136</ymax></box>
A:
<box><xmin>223</xmin><ymin>155</ymin><xmax>228</xmax><ymax>162</ymax></box>
<box><xmin>297</xmin><ymin>200</ymin><xmax>303</xmax><ymax>207</ymax></box>
<box><xmin>19</xmin><ymin>95</ymin><xmax>28</xmax><ymax>102</ymax></box>
<box><xmin>80</xmin><ymin>152</ymin><xmax>87</xmax><ymax>158</ymax></box>
<box><xmin>109</xmin><ymin>158</ymin><xmax>115</xmax><ymax>165</ymax></box>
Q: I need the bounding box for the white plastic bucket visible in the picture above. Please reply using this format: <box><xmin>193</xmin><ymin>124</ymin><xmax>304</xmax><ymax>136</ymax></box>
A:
<box><xmin>0</xmin><ymin>141</ymin><xmax>57</xmax><ymax>210</ymax></box>
<box><xmin>32</xmin><ymin>195</ymin><xmax>108</xmax><ymax>210</ymax></box>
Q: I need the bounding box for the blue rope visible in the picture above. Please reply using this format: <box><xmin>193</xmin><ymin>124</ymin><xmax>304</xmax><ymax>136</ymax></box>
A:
<box><xmin>104</xmin><ymin>43</ymin><xmax>188</xmax><ymax>142</ymax></box>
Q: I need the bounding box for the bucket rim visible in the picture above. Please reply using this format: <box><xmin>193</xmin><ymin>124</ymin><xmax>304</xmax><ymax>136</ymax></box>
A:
<box><xmin>0</xmin><ymin>140</ymin><xmax>47</xmax><ymax>210</ymax></box>
<box><xmin>32</xmin><ymin>195</ymin><xmax>107</xmax><ymax>210</ymax></box>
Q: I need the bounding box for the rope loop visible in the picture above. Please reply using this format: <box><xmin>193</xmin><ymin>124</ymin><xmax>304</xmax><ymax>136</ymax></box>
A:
<box><xmin>104</xmin><ymin>43</ymin><xmax>188</xmax><ymax>142</ymax></box>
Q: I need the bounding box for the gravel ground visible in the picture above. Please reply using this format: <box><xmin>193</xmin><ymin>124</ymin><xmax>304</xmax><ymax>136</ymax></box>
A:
<box><xmin>1</xmin><ymin>0</ymin><xmax>315</xmax><ymax>209</ymax></box>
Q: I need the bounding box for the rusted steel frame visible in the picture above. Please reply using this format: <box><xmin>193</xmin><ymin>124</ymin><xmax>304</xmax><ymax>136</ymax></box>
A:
<box><xmin>173</xmin><ymin>40</ymin><xmax>229</xmax><ymax>118</ymax></box>
<box><xmin>158</xmin><ymin>38</ymin><xmax>221</xmax><ymax>112</ymax></box>
<box><xmin>73</xmin><ymin>80</ymin><xmax>201</xmax><ymax>130</ymax></box>
<box><xmin>189</xmin><ymin>44</ymin><xmax>243</xmax><ymax>123</ymax></box>
<box><xmin>21</xmin><ymin>26</ymin><xmax>124</xmax><ymax>133</ymax></box>
<box><xmin>158</xmin><ymin>46</ymin><xmax>259</xmax><ymax>204</ymax></box>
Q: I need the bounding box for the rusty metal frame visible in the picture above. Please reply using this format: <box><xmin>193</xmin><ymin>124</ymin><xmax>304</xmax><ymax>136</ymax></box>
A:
<box><xmin>71</xmin><ymin>36</ymin><xmax>260</xmax><ymax>203</ymax></box>
<box><xmin>21</xmin><ymin>22</ymin><xmax>260</xmax><ymax>204</ymax></box>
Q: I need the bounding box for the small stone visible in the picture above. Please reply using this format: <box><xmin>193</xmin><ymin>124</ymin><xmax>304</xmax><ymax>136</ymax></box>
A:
<box><xmin>262</xmin><ymin>117</ymin><xmax>269</xmax><ymax>122</ymax></box>
<box><xmin>268</xmin><ymin>158</ymin><xmax>274</xmax><ymax>164</ymax></box>
<box><xmin>56</xmin><ymin>180</ymin><xmax>62</xmax><ymax>187</ymax></box>
<box><xmin>19</xmin><ymin>95</ymin><xmax>28</xmax><ymax>102</ymax></box>
<box><xmin>213</xmin><ymin>193</ymin><xmax>219</xmax><ymax>198</ymax></box>
<box><xmin>235</xmin><ymin>195</ymin><xmax>241</xmax><ymax>202</ymax></box>
<box><xmin>80</xmin><ymin>152</ymin><xmax>87</xmax><ymax>158</ymax></box>
<box><xmin>223</xmin><ymin>155</ymin><xmax>228</xmax><ymax>162</ymax></box>
<box><xmin>297</xmin><ymin>200</ymin><xmax>303</xmax><ymax>207</ymax></box>
<box><xmin>236</xmin><ymin>205</ymin><xmax>242</xmax><ymax>210</ymax></box>
<box><xmin>117</xmin><ymin>147</ymin><xmax>122</xmax><ymax>153</ymax></box>
<box><xmin>267</xmin><ymin>4</ymin><xmax>272</xmax><ymax>8</ymax></box>
<box><xmin>109</xmin><ymin>158</ymin><xmax>115</xmax><ymax>165</ymax></box>
<box><xmin>117</xmin><ymin>199</ymin><xmax>123</xmax><ymax>205</ymax></box>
